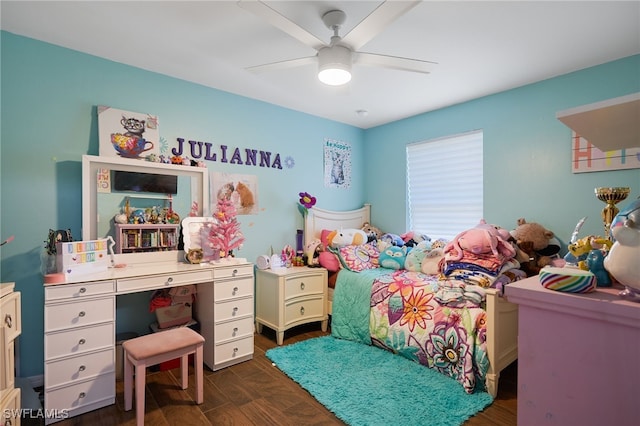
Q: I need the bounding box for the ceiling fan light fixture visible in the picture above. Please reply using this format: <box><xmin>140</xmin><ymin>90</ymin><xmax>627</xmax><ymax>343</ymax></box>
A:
<box><xmin>318</xmin><ymin>45</ymin><xmax>352</xmax><ymax>86</ymax></box>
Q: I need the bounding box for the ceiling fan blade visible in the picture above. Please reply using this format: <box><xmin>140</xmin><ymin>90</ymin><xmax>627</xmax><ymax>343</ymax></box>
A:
<box><xmin>341</xmin><ymin>0</ymin><xmax>421</xmax><ymax>50</ymax></box>
<box><xmin>237</xmin><ymin>0</ymin><xmax>326</xmax><ymax>51</ymax></box>
<box><xmin>246</xmin><ymin>56</ymin><xmax>317</xmax><ymax>73</ymax></box>
<box><xmin>356</xmin><ymin>52</ymin><xmax>436</xmax><ymax>74</ymax></box>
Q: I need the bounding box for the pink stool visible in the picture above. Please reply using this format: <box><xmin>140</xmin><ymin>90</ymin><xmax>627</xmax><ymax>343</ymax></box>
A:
<box><xmin>123</xmin><ymin>327</ymin><xmax>204</xmax><ymax>425</ymax></box>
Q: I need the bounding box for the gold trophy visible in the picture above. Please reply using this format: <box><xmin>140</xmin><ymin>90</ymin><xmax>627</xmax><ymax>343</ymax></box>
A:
<box><xmin>595</xmin><ymin>187</ymin><xmax>630</xmax><ymax>239</ymax></box>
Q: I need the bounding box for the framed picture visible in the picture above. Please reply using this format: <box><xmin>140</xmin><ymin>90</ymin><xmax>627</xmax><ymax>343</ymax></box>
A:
<box><xmin>181</xmin><ymin>217</ymin><xmax>218</xmax><ymax>262</ymax></box>
<box><xmin>211</xmin><ymin>172</ymin><xmax>258</xmax><ymax>215</ymax></box>
<box><xmin>98</xmin><ymin>105</ymin><xmax>160</xmax><ymax>159</ymax></box>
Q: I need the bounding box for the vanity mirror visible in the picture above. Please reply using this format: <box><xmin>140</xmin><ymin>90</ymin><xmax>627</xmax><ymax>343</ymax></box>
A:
<box><xmin>82</xmin><ymin>155</ymin><xmax>209</xmax><ymax>264</ymax></box>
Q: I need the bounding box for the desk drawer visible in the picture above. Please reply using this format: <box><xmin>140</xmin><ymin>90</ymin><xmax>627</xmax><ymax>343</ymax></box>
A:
<box><xmin>45</xmin><ymin>323</ymin><xmax>114</xmax><ymax>360</ymax></box>
<box><xmin>1</xmin><ymin>291</ymin><xmax>21</xmax><ymax>342</ymax></box>
<box><xmin>45</xmin><ymin>297</ymin><xmax>114</xmax><ymax>332</ymax></box>
<box><xmin>45</xmin><ymin>372</ymin><xmax>115</xmax><ymax>412</ymax></box>
<box><xmin>214</xmin><ymin>335</ymin><xmax>253</xmax><ymax>366</ymax></box>
<box><xmin>214</xmin><ymin>277</ymin><xmax>253</xmax><ymax>302</ymax></box>
<box><xmin>46</xmin><ymin>348</ymin><xmax>114</xmax><ymax>389</ymax></box>
<box><xmin>212</xmin><ymin>264</ymin><xmax>253</xmax><ymax>279</ymax></box>
<box><xmin>117</xmin><ymin>270</ymin><xmax>212</xmax><ymax>293</ymax></box>
<box><xmin>214</xmin><ymin>317</ymin><xmax>254</xmax><ymax>344</ymax></box>
<box><xmin>214</xmin><ymin>297</ymin><xmax>253</xmax><ymax>323</ymax></box>
<box><xmin>45</xmin><ymin>281</ymin><xmax>115</xmax><ymax>301</ymax></box>
<box><xmin>284</xmin><ymin>296</ymin><xmax>324</xmax><ymax>326</ymax></box>
<box><xmin>285</xmin><ymin>274</ymin><xmax>324</xmax><ymax>300</ymax></box>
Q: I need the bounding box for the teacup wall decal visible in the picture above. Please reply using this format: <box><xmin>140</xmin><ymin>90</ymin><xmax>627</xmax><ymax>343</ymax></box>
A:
<box><xmin>111</xmin><ymin>133</ymin><xmax>154</xmax><ymax>158</ymax></box>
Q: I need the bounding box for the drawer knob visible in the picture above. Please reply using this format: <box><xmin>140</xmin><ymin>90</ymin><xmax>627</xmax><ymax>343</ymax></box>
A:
<box><xmin>232</xmin><ymin>286</ymin><xmax>238</xmax><ymax>295</ymax></box>
<box><xmin>300</xmin><ymin>282</ymin><xmax>305</xmax><ymax>290</ymax></box>
<box><xmin>79</xmin><ymin>392</ymin><xmax>86</xmax><ymax>399</ymax></box>
<box><xmin>6</xmin><ymin>419</ymin><xmax>13</xmax><ymax>426</ymax></box>
<box><xmin>233</xmin><ymin>347</ymin><xmax>238</xmax><ymax>356</ymax></box>
<box><xmin>300</xmin><ymin>306</ymin><xmax>305</xmax><ymax>315</ymax></box>
<box><xmin>166</xmin><ymin>277</ymin><xmax>174</xmax><ymax>284</ymax></box>
<box><xmin>78</xmin><ymin>311</ymin><xmax>86</xmax><ymax>317</ymax></box>
<box><xmin>79</xmin><ymin>365</ymin><xmax>86</xmax><ymax>371</ymax></box>
<box><xmin>79</xmin><ymin>287</ymin><xmax>87</xmax><ymax>293</ymax></box>
<box><xmin>232</xmin><ymin>307</ymin><xmax>238</xmax><ymax>316</ymax></box>
<box><xmin>232</xmin><ymin>269</ymin><xmax>238</xmax><ymax>276</ymax></box>
<box><xmin>4</xmin><ymin>314</ymin><xmax>12</xmax><ymax>328</ymax></box>
<box><xmin>232</xmin><ymin>327</ymin><xmax>238</xmax><ymax>336</ymax></box>
<box><xmin>79</xmin><ymin>338</ymin><xmax>86</xmax><ymax>345</ymax></box>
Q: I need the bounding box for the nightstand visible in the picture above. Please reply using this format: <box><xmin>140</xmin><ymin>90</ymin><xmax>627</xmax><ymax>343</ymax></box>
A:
<box><xmin>255</xmin><ymin>267</ymin><xmax>328</xmax><ymax>345</ymax></box>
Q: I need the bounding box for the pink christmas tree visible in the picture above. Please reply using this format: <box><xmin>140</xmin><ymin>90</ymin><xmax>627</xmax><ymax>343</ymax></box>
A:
<box><xmin>209</xmin><ymin>198</ymin><xmax>245</xmax><ymax>258</ymax></box>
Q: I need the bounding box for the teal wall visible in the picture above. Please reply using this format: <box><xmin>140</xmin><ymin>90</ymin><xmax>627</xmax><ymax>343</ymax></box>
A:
<box><xmin>366</xmin><ymin>55</ymin><xmax>640</xmax><ymax>240</ymax></box>
<box><xmin>1</xmin><ymin>31</ymin><xmax>638</xmax><ymax>378</ymax></box>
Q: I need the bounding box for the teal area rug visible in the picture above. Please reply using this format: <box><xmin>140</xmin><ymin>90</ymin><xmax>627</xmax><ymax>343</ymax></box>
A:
<box><xmin>266</xmin><ymin>336</ymin><xmax>493</xmax><ymax>426</ymax></box>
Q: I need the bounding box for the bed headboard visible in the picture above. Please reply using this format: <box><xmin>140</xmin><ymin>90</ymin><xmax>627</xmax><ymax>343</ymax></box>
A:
<box><xmin>303</xmin><ymin>204</ymin><xmax>371</xmax><ymax>247</ymax></box>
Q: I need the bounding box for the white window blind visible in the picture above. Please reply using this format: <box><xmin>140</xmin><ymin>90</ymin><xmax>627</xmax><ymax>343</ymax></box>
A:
<box><xmin>406</xmin><ymin>130</ymin><xmax>483</xmax><ymax>240</ymax></box>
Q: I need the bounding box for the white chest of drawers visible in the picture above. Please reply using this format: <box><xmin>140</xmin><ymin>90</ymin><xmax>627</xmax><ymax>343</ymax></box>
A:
<box><xmin>194</xmin><ymin>263</ymin><xmax>254</xmax><ymax>370</ymax></box>
<box><xmin>1</xmin><ymin>282</ymin><xmax>22</xmax><ymax>426</ymax></box>
<box><xmin>255</xmin><ymin>267</ymin><xmax>328</xmax><ymax>345</ymax></box>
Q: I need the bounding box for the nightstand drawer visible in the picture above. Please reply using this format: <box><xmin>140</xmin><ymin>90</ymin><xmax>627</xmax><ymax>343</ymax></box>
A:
<box><xmin>45</xmin><ymin>322</ymin><xmax>114</xmax><ymax>360</ymax></box>
<box><xmin>1</xmin><ymin>331</ymin><xmax>15</xmax><ymax>391</ymax></box>
<box><xmin>1</xmin><ymin>291</ymin><xmax>21</xmax><ymax>342</ymax></box>
<box><xmin>45</xmin><ymin>280</ymin><xmax>115</xmax><ymax>301</ymax></box>
<box><xmin>45</xmin><ymin>297</ymin><xmax>114</xmax><ymax>332</ymax></box>
<box><xmin>46</xmin><ymin>348</ymin><xmax>114</xmax><ymax>389</ymax></box>
<box><xmin>214</xmin><ymin>276</ymin><xmax>253</xmax><ymax>302</ymax></box>
<box><xmin>214</xmin><ymin>335</ymin><xmax>253</xmax><ymax>365</ymax></box>
<box><xmin>284</xmin><ymin>273</ymin><xmax>325</xmax><ymax>299</ymax></box>
<box><xmin>214</xmin><ymin>317</ymin><xmax>254</xmax><ymax>344</ymax></box>
<box><xmin>117</xmin><ymin>270</ymin><xmax>212</xmax><ymax>293</ymax></box>
<box><xmin>214</xmin><ymin>297</ymin><xmax>253</xmax><ymax>323</ymax></box>
<box><xmin>0</xmin><ymin>387</ymin><xmax>20</xmax><ymax>425</ymax></box>
<box><xmin>284</xmin><ymin>295</ymin><xmax>324</xmax><ymax>325</ymax></box>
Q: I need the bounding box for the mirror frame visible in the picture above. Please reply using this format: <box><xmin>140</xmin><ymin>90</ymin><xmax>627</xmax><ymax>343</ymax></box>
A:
<box><xmin>82</xmin><ymin>155</ymin><xmax>209</xmax><ymax>264</ymax></box>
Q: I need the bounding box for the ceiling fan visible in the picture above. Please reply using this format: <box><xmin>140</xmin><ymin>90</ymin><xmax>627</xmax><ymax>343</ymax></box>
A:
<box><xmin>238</xmin><ymin>0</ymin><xmax>437</xmax><ymax>86</ymax></box>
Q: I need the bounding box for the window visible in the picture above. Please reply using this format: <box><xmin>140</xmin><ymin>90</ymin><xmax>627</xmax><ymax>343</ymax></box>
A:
<box><xmin>406</xmin><ymin>130</ymin><xmax>483</xmax><ymax>240</ymax></box>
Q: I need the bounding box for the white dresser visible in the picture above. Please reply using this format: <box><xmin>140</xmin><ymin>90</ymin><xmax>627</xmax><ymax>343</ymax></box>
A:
<box><xmin>43</xmin><ymin>260</ymin><xmax>253</xmax><ymax>423</ymax></box>
<box><xmin>1</xmin><ymin>282</ymin><xmax>22</xmax><ymax>426</ymax></box>
<box><xmin>194</xmin><ymin>263</ymin><xmax>254</xmax><ymax>371</ymax></box>
<box><xmin>255</xmin><ymin>267</ymin><xmax>327</xmax><ymax>345</ymax></box>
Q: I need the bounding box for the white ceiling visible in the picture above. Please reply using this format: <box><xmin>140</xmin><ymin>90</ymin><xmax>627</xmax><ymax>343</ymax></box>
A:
<box><xmin>2</xmin><ymin>1</ymin><xmax>639</xmax><ymax>128</ymax></box>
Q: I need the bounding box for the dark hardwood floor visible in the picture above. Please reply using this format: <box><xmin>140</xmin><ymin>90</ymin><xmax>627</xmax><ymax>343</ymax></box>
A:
<box><xmin>46</xmin><ymin>323</ymin><xmax>516</xmax><ymax>425</ymax></box>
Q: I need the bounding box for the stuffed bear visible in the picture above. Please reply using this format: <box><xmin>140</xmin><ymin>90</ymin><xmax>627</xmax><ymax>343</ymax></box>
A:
<box><xmin>361</xmin><ymin>222</ymin><xmax>383</xmax><ymax>243</ymax></box>
<box><xmin>379</xmin><ymin>245</ymin><xmax>408</xmax><ymax>270</ymax></box>
<box><xmin>510</xmin><ymin>218</ymin><xmax>559</xmax><ymax>276</ymax></box>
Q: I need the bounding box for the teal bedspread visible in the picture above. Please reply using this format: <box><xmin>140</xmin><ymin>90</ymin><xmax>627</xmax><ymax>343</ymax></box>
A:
<box><xmin>330</xmin><ymin>268</ymin><xmax>388</xmax><ymax>345</ymax></box>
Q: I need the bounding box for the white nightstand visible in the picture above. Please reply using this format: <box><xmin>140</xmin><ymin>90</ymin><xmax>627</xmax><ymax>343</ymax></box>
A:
<box><xmin>255</xmin><ymin>267</ymin><xmax>328</xmax><ymax>345</ymax></box>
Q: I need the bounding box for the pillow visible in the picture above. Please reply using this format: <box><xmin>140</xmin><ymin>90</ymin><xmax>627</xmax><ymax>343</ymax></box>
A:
<box><xmin>318</xmin><ymin>251</ymin><xmax>341</xmax><ymax>272</ymax></box>
<box><xmin>337</xmin><ymin>243</ymin><xmax>380</xmax><ymax>272</ymax></box>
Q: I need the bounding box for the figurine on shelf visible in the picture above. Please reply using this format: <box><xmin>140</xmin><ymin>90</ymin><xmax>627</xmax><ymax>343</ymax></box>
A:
<box><xmin>604</xmin><ymin>198</ymin><xmax>640</xmax><ymax>301</ymax></box>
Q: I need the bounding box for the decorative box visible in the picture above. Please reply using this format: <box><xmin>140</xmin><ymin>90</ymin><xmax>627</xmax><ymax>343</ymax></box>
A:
<box><xmin>155</xmin><ymin>302</ymin><xmax>193</xmax><ymax>329</ymax></box>
<box><xmin>56</xmin><ymin>239</ymin><xmax>110</xmax><ymax>277</ymax></box>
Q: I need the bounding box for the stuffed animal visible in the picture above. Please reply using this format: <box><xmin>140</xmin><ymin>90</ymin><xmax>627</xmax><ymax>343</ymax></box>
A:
<box><xmin>327</xmin><ymin>228</ymin><xmax>368</xmax><ymax>248</ymax></box>
<box><xmin>401</xmin><ymin>231</ymin><xmax>431</xmax><ymax>247</ymax></box>
<box><xmin>510</xmin><ymin>218</ymin><xmax>558</xmax><ymax>275</ymax></box>
<box><xmin>404</xmin><ymin>241</ymin><xmax>430</xmax><ymax>271</ymax></box>
<box><xmin>421</xmin><ymin>248</ymin><xmax>445</xmax><ymax>275</ymax></box>
<box><xmin>361</xmin><ymin>222</ymin><xmax>383</xmax><ymax>243</ymax></box>
<box><xmin>445</xmin><ymin>219</ymin><xmax>515</xmax><ymax>261</ymax></box>
<box><xmin>604</xmin><ymin>198</ymin><xmax>640</xmax><ymax>300</ymax></box>
<box><xmin>380</xmin><ymin>233</ymin><xmax>405</xmax><ymax>247</ymax></box>
<box><xmin>379</xmin><ymin>245</ymin><xmax>408</xmax><ymax>270</ymax></box>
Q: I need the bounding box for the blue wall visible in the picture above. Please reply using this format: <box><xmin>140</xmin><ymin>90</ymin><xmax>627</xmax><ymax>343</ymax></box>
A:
<box><xmin>1</xmin><ymin>31</ymin><xmax>638</xmax><ymax>378</ymax></box>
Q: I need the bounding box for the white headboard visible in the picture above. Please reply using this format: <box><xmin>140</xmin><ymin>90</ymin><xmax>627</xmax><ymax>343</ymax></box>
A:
<box><xmin>303</xmin><ymin>204</ymin><xmax>371</xmax><ymax>247</ymax></box>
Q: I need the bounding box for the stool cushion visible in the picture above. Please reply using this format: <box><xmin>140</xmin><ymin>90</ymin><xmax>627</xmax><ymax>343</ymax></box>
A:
<box><xmin>123</xmin><ymin>328</ymin><xmax>204</xmax><ymax>361</ymax></box>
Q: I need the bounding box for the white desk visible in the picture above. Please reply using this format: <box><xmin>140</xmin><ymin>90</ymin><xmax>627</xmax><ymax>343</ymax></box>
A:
<box><xmin>43</xmin><ymin>259</ymin><xmax>253</xmax><ymax>424</ymax></box>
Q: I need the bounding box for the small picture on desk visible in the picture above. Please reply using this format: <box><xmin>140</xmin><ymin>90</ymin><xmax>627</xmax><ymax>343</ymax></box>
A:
<box><xmin>181</xmin><ymin>217</ymin><xmax>218</xmax><ymax>262</ymax></box>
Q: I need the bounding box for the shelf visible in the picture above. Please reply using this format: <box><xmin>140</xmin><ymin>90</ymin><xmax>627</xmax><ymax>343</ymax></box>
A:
<box><xmin>556</xmin><ymin>92</ymin><xmax>640</xmax><ymax>151</ymax></box>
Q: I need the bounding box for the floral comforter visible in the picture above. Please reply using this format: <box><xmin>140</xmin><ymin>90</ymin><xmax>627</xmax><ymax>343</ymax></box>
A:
<box><xmin>331</xmin><ymin>268</ymin><xmax>489</xmax><ymax>393</ymax></box>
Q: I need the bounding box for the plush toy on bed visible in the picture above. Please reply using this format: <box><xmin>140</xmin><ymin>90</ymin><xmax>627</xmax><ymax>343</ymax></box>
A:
<box><xmin>379</xmin><ymin>245</ymin><xmax>408</xmax><ymax>270</ymax></box>
<box><xmin>401</xmin><ymin>231</ymin><xmax>431</xmax><ymax>247</ymax></box>
<box><xmin>404</xmin><ymin>240</ymin><xmax>430</xmax><ymax>271</ymax></box>
<box><xmin>421</xmin><ymin>248</ymin><xmax>445</xmax><ymax>275</ymax></box>
<box><xmin>361</xmin><ymin>222</ymin><xmax>383</xmax><ymax>243</ymax></box>
<box><xmin>327</xmin><ymin>228</ymin><xmax>368</xmax><ymax>248</ymax></box>
<box><xmin>445</xmin><ymin>219</ymin><xmax>516</xmax><ymax>261</ymax></box>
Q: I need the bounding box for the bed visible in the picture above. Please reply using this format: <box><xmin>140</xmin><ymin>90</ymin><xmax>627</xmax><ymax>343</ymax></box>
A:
<box><xmin>303</xmin><ymin>204</ymin><xmax>519</xmax><ymax>397</ymax></box>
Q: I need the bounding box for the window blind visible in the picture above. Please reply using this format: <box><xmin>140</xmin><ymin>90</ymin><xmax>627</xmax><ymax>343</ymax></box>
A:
<box><xmin>406</xmin><ymin>130</ymin><xmax>483</xmax><ymax>240</ymax></box>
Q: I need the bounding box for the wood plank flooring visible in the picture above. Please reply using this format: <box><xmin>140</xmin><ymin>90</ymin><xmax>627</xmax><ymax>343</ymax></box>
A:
<box><xmin>43</xmin><ymin>323</ymin><xmax>517</xmax><ymax>425</ymax></box>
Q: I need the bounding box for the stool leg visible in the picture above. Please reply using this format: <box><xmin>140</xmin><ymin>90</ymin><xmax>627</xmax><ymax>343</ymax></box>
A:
<box><xmin>180</xmin><ymin>354</ymin><xmax>189</xmax><ymax>390</ymax></box>
<box><xmin>135</xmin><ymin>362</ymin><xmax>146</xmax><ymax>426</ymax></box>
<box><xmin>195</xmin><ymin>344</ymin><xmax>203</xmax><ymax>404</ymax></box>
<box><xmin>124</xmin><ymin>353</ymin><xmax>133</xmax><ymax>411</ymax></box>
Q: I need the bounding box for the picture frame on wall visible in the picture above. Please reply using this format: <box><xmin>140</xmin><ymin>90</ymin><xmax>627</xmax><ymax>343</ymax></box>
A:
<box><xmin>98</xmin><ymin>105</ymin><xmax>160</xmax><ymax>159</ymax></box>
